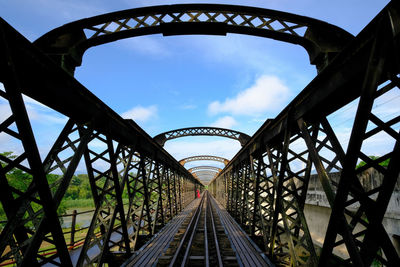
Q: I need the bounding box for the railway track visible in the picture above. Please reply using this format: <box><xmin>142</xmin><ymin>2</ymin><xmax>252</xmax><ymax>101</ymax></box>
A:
<box><xmin>158</xmin><ymin>191</ymin><xmax>239</xmax><ymax>266</ymax></box>
<box><xmin>128</xmin><ymin>191</ymin><xmax>272</xmax><ymax>266</ymax></box>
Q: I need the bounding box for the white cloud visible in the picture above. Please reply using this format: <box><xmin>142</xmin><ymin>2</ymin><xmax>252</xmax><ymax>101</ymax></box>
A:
<box><xmin>116</xmin><ymin>36</ymin><xmax>170</xmax><ymax>57</ymax></box>
<box><xmin>164</xmin><ymin>138</ymin><xmax>241</xmax><ymax>163</ymax></box>
<box><xmin>208</xmin><ymin>75</ymin><xmax>290</xmax><ymax>116</ymax></box>
<box><xmin>121</xmin><ymin>105</ymin><xmax>157</xmax><ymax>122</ymax></box>
<box><xmin>34</xmin><ymin>0</ymin><xmax>106</xmax><ymax>21</ymax></box>
<box><xmin>0</xmin><ymin>96</ymin><xmax>67</xmax><ymax>125</ymax></box>
<box><xmin>0</xmin><ymin>104</ymin><xmax>12</xmax><ymax>122</ymax></box>
<box><xmin>210</xmin><ymin>116</ymin><xmax>237</xmax><ymax>129</ymax></box>
<box><xmin>23</xmin><ymin>95</ymin><xmax>68</xmax><ymax>125</ymax></box>
<box><xmin>180</xmin><ymin>104</ymin><xmax>197</xmax><ymax>110</ymax></box>
<box><xmin>22</xmin><ymin>95</ymin><xmax>49</xmax><ymax>109</ymax></box>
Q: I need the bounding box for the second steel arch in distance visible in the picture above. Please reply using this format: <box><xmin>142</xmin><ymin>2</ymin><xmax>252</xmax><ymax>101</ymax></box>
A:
<box><xmin>154</xmin><ymin>127</ymin><xmax>251</xmax><ymax>147</ymax></box>
<box><xmin>192</xmin><ymin>170</ymin><xmax>218</xmax><ymax>184</ymax></box>
<box><xmin>179</xmin><ymin>155</ymin><xmax>229</xmax><ymax>166</ymax></box>
<box><xmin>188</xmin><ymin>166</ymin><xmax>222</xmax><ymax>173</ymax></box>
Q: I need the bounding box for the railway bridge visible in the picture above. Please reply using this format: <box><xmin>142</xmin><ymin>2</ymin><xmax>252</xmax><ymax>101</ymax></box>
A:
<box><xmin>0</xmin><ymin>1</ymin><xmax>400</xmax><ymax>266</ymax></box>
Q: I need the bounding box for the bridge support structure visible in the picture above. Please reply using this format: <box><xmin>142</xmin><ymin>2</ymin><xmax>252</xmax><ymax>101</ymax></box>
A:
<box><xmin>0</xmin><ymin>1</ymin><xmax>399</xmax><ymax>266</ymax></box>
<box><xmin>210</xmin><ymin>2</ymin><xmax>400</xmax><ymax>266</ymax></box>
<box><xmin>0</xmin><ymin>18</ymin><xmax>202</xmax><ymax>266</ymax></box>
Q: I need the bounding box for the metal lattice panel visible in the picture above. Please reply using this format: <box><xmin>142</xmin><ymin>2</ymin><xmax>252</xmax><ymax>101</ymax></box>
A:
<box><xmin>34</xmin><ymin>4</ymin><xmax>353</xmax><ymax>72</ymax></box>
<box><xmin>188</xmin><ymin>166</ymin><xmax>222</xmax><ymax>173</ymax></box>
<box><xmin>1</xmin><ymin>2</ymin><xmax>400</xmax><ymax>266</ymax></box>
<box><xmin>154</xmin><ymin>127</ymin><xmax>251</xmax><ymax>147</ymax></box>
<box><xmin>210</xmin><ymin>2</ymin><xmax>400</xmax><ymax>266</ymax></box>
<box><xmin>179</xmin><ymin>155</ymin><xmax>229</xmax><ymax>166</ymax></box>
<box><xmin>0</xmin><ymin>17</ymin><xmax>202</xmax><ymax>266</ymax></box>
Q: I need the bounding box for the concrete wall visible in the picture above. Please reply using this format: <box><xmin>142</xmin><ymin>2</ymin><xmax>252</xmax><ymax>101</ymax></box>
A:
<box><xmin>304</xmin><ymin>168</ymin><xmax>400</xmax><ymax>257</ymax></box>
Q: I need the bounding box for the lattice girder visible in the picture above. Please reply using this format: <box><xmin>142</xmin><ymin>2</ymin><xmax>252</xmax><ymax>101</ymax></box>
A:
<box><xmin>154</xmin><ymin>127</ymin><xmax>251</xmax><ymax>146</ymax></box>
<box><xmin>179</xmin><ymin>155</ymin><xmax>229</xmax><ymax>166</ymax></box>
<box><xmin>209</xmin><ymin>3</ymin><xmax>400</xmax><ymax>265</ymax></box>
<box><xmin>34</xmin><ymin>4</ymin><xmax>354</xmax><ymax>73</ymax></box>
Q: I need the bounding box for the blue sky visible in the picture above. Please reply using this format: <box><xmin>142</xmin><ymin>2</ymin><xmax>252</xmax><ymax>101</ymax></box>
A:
<box><xmin>1</xmin><ymin>0</ymin><xmax>395</xmax><ymax>175</ymax></box>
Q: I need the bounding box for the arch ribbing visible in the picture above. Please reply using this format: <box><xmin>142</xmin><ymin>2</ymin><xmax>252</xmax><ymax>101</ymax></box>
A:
<box><xmin>154</xmin><ymin>127</ymin><xmax>250</xmax><ymax>147</ymax></box>
<box><xmin>192</xmin><ymin>170</ymin><xmax>218</xmax><ymax>184</ymax></box>
<box><xmin>179</xmin><ymin>155</ymin><xmax>229</xmax><ymax>166</ymax></box>
<box><xmin>188</xmin><ymin>166</ymin><xmax>222</xmax><ymax>173</ymax></box>
<box><xmin>34</xmin><ymin>4</ymin><xmax>353</xmax><ymax>73</ymax></box>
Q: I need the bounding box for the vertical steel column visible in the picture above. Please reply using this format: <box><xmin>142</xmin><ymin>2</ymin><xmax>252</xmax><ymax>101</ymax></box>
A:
<box><xmin>319</xmin><ymin>16</ymin><xmax>400</xmax><ymax>265</ymax></box>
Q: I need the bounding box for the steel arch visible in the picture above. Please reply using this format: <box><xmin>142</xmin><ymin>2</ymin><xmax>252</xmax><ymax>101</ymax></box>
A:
<box><xmin>34</xmin><ymin>3</ymin><xmax>353</xmax><ymax>73</ymax></box>
<box><xmin>188</xmin><ymin>166</ymin><xmax>222</xmax><ymax>173</ymax></box>
<box><xmin>179</xmin><ymin>155</ymin><xmax>230</xmax><ymax>166</ymax></box>
<box><xmin>192</xmin><ymin>170</ymin><xmax>218</xmax><ymax>184</ymax></box>
<box><xmin>209</xmin><ymin>1</ymin><xmax>400</xmax><ymax>265</ymax></box>
<box><xmin>154</xmin><ymin>127</ymin><xmax>250</xmax><ymax>147</ymax></box>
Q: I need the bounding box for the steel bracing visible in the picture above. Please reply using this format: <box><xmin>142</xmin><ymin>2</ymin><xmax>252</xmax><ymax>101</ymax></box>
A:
<box><xmin>188</xmin><ymin>166</ymin><xmax>222</xmax><ymax>174</ymax></box>
<box><xmin>0</xmin><ymin>1</ymin><xmax>399</xmax><ymax>267</ymax></box>
<box><xmin>33</xmin><ymin>4</ymin><xmax>353</xmax><ymax>73</ymax></box>
<box><xmin>210</xmin><ymin>1</ymin><xmax>400</xmax><ymax>266</ymax></box>
<box><xmin>0</xmin><ymin>17</ymin><xmax>202</xmax><ymax>266</ymax></box>
<box><xmin>179</xmin><ymin>155</ymin><xmax>230</xmax><ymax>167</ymax></box>
<box><xmin>153</xmin><ymin>127</ymin><xmax>251</xmax><ymax>147</ymax></box>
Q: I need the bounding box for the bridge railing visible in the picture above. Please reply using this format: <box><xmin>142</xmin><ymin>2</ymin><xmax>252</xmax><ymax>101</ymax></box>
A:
<box><xmin>0</xmin><ymin>17</ymin><xmax>202</xmax><ymax>267</ymax></box>
<box><xmin>210</xmin><ymin>1</ymin><xmax>400</xmax><ymax>266</ymax></box>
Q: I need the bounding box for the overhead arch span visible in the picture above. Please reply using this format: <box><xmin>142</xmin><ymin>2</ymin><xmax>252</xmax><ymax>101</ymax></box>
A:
<box><xmin>179</xmin><ymin>155</ymin><xmax>229</xmax><ymax>166</ymax></box>
<box><xmin>192</xmin><ymin>170</ymin><xmax>218</xmax><ymax>183</ymax></box>
<box><xmin>188</xmin><ymin>166</ymin><xmax>222</xmax><ymax>173</ymax></box>
<box><xmin>154</xmin><ymin>127</ymin><xmax>250</xmax><ymax>147</ymax></box>
<box><xmin>34</xmin><ymin>3</ymin><xmax>353</xmax><ymax>73</ymax></box>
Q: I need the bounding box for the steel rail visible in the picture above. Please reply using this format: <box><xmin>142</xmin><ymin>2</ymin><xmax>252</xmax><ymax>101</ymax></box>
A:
<box><xmin>169</xmin><ymin>194</ymin><xmax>205</xmax><ymax>267</ymax></box>
<box><xmin>204</xmin><ymin>192</ymin><xmax>209</xmax><ymax>267</ymax></box>
<box><xmin>208</xmin><ymin>193</ymin><xmax>223</xmax><ymax>267</ymax></box>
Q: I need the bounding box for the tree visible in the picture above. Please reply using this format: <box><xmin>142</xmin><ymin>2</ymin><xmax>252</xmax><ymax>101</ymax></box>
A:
<box><xmin>356</xmin><ymin>155</ymin><xmax>390</xmax><ymax>169</ymax></box>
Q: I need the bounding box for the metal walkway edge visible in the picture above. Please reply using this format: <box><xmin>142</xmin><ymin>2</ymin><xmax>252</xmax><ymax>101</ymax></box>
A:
<box><xmin>209</xmin><ymin>195</ymin><xmax>274</xmax><ymax>267</ymax></box>
<box><xmin>122</xmin><ymin>192</ymin><xmax>273</xmax><ymax>266</ymax></box>
<box><xmin>121</xmin><ymin>198</ymin><xmax>202</xmax><ymax>267</ymax></box>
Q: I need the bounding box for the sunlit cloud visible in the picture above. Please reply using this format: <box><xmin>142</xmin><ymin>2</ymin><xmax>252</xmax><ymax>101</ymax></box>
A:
<box><xmin>164</xmin><ymin>138</ymin><xmax>241</xmax><ymax>163</ymax></box>
<box><xmin>116</xmin><ymin>36</ymin><xmax>171</xmax><ymax>57</ymax></box>
<box><xmin>121</xmin><ymin>105</ymin><xmax>158</xmax><ymax>122</ymax></box>
<box><xmin>180</xmin><ymin>104</ymin><xmax>197</xmax><ymax>110</ymax></box>
<box><xmin>210</xmin><ymin>116</ymin><xmax>237</xmax><ymax>129</ymax></box>
<box><xmin>208</xmin><ymin>75</ymin><xmax>290</xmax><ymax>116</ymax></box>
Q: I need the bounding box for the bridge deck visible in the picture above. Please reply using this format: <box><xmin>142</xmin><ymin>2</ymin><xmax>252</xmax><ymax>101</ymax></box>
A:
<box><xmin>122</xmin><ymin>197</ymin><xmax>202</xmax><ymax>267</ymax></box>
<box><xmin>122</xmin><ymin>192</ymin><xmax>272</xmax><ymax>267</ymax></box>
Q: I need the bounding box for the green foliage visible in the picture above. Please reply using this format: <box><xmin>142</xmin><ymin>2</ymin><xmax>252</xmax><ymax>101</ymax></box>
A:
<box><xmin>0</xmin><ymin>151</ymin><xmax>131</xmax><ymax>230</ymax></box>
<box><xmin>356</xmin><ymin>156</ymin><xmax>390</xmax><ymax>169</ymax></box>
<box><xmin>62</xmin><ymin>199</ymin><xmax>95</xmax><ymax>209</ymax></box>
<box><xmin>0</xmin><ymin>152</ymin><xmax>87</xmax><ymax>225</ymax></box>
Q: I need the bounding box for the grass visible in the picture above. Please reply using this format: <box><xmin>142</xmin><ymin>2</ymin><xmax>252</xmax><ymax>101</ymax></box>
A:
<box><xmin>63</xmin><ymin>199</ymin><xmax>95</xmax><ymax>209</ymax></box>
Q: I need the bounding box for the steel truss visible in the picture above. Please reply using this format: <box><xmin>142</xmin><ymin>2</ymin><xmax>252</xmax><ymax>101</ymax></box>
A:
<box><xmin>0</xmin><ymin>18</ymin><xmax>201</xmax><ymax>266</ymax></box>
<box><xmin>191</xmin><ymin>170</ymin><xmax>218</xmax><ymax>181</ymax></box>
<box><xmin>188</xmin><ymin>166</ymin><xmax>222</xmax><ymax>173</ymax></box>
<box><xmin>153</xmin><ymin>127</ymin><xmax>251</xmax><ymax>146</ymax></box>
<box><xmin>210</xmin><ymin>2</ymin><xmax>400</xmax><ymax>266</ymax></box>
<box><xmin>179</xmin><ymin>155</ymin><xmax>229</xmax><ymax>166</ymax></box>
<box><xmin>34</xmin><ymin>4</ymin><xmax>353</xmax><ymax>73</ymax></box>
<box><xmin>0</xmin><ymin>1</ymin><xmax>399</xmax><ymax>266</ymax></box>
